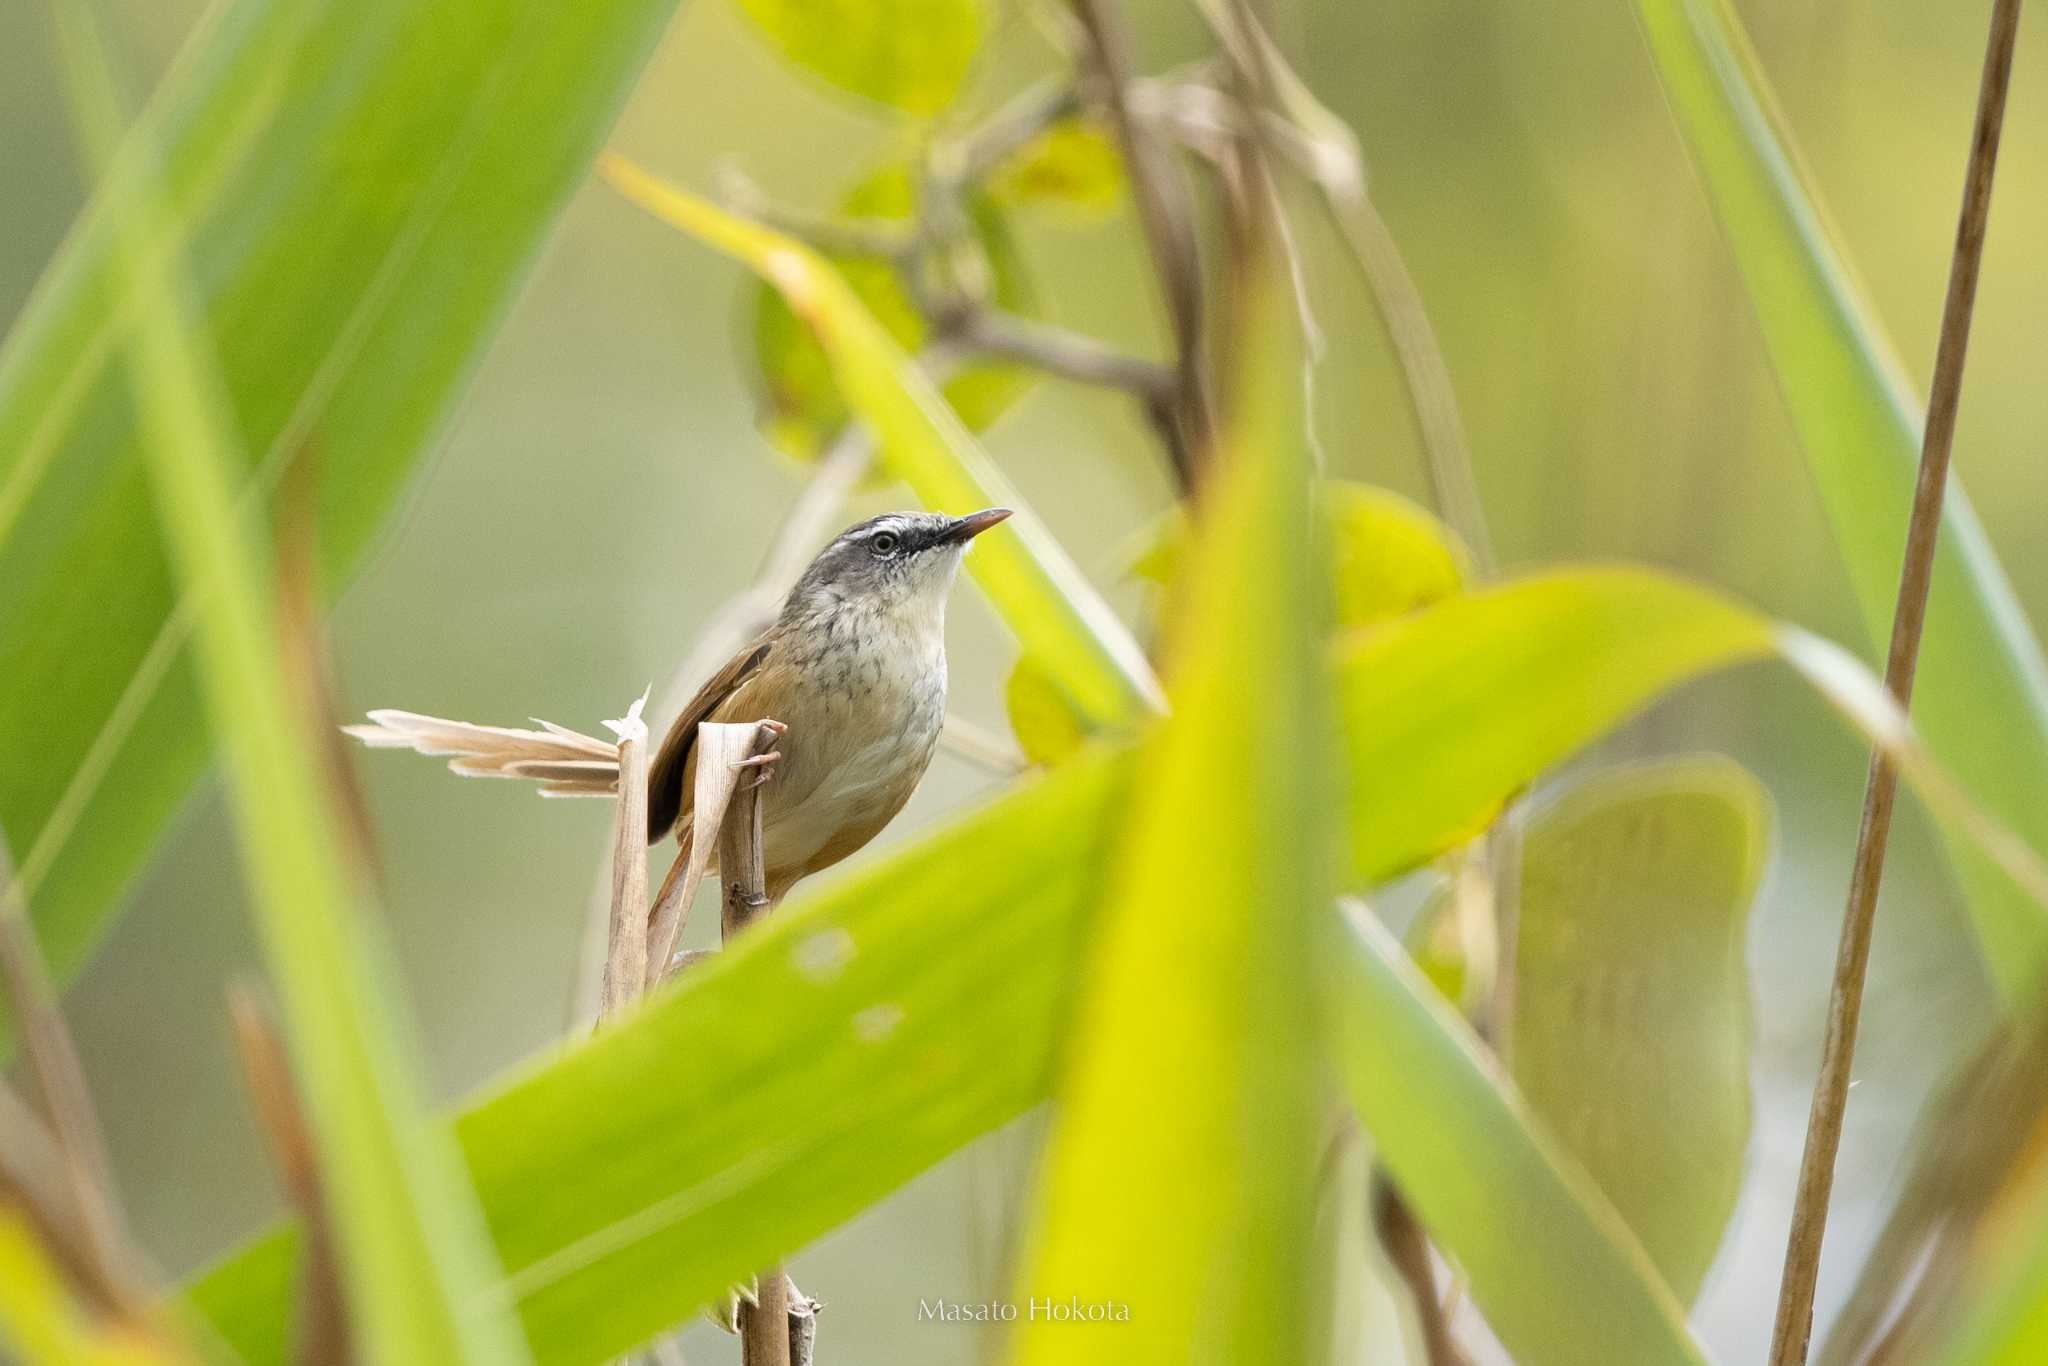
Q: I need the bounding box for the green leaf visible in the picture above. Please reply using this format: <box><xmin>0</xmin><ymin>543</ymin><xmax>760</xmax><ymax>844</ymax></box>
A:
<box><xmin>1325</xmin><ymin>902</ymin><xmax>1708</xmax><ymax>1366</ymax></box>
<box><xmin>1511</xmin><ymin>756</ymin><xmax>1767</xmax><ymax>1305</ymax></box>
<box><xmin>188</xmin><ymin>565</ymin><xmax>1781</xmax><ymax>1366</ymax></box>
<box><xmin>1130</xmin><ymin>480</ymin><xmax>1467</xmax><ymax>630</ymax></box>
<box><xmin>192</xmin><ymin>749</ymin><xmax>1132</xmax><ymax>1366</ymax></box>
<box><xmin>1633</xmin><ymin>0</ymin><xmax>2048</xmax><ymax>995</ymax></box>
<box><xmin>604</xmin><ymin>157</ymin><xmax>1164</xmax><ymax>729</ymax></box>
<box><xmin>60</xmin><ymin>4</ymin><xmax>528</xmax><ymax>1358</ymax></box>
<box><xmin>1007</xmin><ymin>269</ymin><xmax>1327</xmax><ymax>1364</ymax></box>
<box><xmin>0</xmin><ymin>0</ymin><xmax>687</xmax><ymax>1011</ymax></box>
<box><xmin>753</xmin><ymin>163</ymin><xmax>1033</xmax><ymax>461</ymax></box>
<box><xmin>985</xmin><ymin>117</ymin><xmax>1126</xmax><ymax>220</ymax></box>
<box><xmin>1337</xmin><ymin>568</ymin><xmax>1776</xmax><ymax>885</ymax></box>
<box><xmin>731</xmin><ymin>0</ymin><xmax>984</xmax><ymax>116</ymax></box>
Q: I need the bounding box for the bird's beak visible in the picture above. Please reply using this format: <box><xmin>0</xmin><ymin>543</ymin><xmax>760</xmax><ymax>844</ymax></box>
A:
<box><xmin>937</xmin><ymin>507</ymin><xmax>1013</xmax><ymax>545</ymax></box>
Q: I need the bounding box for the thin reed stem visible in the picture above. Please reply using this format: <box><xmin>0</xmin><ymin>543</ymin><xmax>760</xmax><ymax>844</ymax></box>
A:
<box><xmin>1769</xmin><ymin>5</ymin><xmax>2024</xmax><ymax>1360</ymax></box>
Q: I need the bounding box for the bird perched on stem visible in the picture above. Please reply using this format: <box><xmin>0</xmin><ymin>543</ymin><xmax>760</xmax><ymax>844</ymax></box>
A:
<box><xmin>344</xmin><ymin>507</ymin><xmax>1012</xmax><ymax>964</ymax></box>
<box><xmin>645</xmin><ymin>507</ymin><xmax>1012</xmax><ymax>908</ymax></box>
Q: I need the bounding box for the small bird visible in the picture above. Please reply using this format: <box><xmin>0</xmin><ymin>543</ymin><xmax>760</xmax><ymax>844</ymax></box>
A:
<box><xmin>645</xmin><ymin>507</ymin><xmax>1011</xmax><ymax>905</ymax></box>
<box><xmin>342</xmin><ymin>507</ymin><xmax>1010</xmax><ymax>927</ymax></box>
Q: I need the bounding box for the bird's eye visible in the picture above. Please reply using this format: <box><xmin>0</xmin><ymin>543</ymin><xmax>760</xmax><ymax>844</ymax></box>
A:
<box><xmin>870</xmin><ymin>530</ymin><xmax>900</xmax><ymax>557</ymax></box>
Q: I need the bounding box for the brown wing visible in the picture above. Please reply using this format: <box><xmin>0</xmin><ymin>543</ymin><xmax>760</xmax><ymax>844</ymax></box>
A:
<box><xmin>646</xmin><ymin>633</ymin><xmax>775</xmax><ymax>842</ymax></box>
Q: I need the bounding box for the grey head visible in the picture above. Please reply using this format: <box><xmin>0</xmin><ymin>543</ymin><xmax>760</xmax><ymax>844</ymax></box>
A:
<box><xmin>781</xmin><ymin>508</ymin><xmax>1011</xmax><ymax>629</ymax></box>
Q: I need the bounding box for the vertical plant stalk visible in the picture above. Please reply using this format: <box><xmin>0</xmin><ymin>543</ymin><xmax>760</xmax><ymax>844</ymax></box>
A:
<box><xmin>600</xmin><ymin>696</ymin><xmax>651</xmax><ymax>1018</ymax></box>
<box><xmin>227</xmin><ymin>989</ymin><xmax>349</xmax><ymax>1366</ymax></box>
<box><xmin>1070</xmin><ymin>0</ymin><xmax>1214</xmax><ymax>489</ymax></box>
<box><xmin>1371</xmin><ymin>1175</ymin><xmax>1470</xmax><ymax>1366</ymax></box>
<box><xmin>1769</xmin><ymin>4</ymin><xmax>2023</xmax><ymax>1362</ymax></box>
<box><xmin>721</xmin><ymin>722</ymin><xmax>788</xmax><ymax>1366</ymax></box>
<box><xmin>0</xmin><ymin>848</ymin><xmax>140</xmax><ymax>1320</ymax></box>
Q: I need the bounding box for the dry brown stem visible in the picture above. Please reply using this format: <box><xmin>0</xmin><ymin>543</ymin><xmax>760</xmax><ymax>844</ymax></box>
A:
<box><xmin>228</xmin><ymin>988</ymin><xmax>349</xmax><ymax>1366</ymax></box>
<box><xmin>1769</xmin><ymin>4</ymin><xmax>2024</xmax><ymax>1361</ymax></box>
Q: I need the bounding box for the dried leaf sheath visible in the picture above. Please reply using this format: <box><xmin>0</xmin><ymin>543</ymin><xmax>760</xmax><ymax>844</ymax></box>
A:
<box><xmin>342</xmin><ymin>710</ymin><xmax>622</xmax><ymax>797</ymax></box>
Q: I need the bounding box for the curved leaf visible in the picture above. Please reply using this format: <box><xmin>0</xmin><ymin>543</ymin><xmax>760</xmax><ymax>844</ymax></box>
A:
<box><xmin>1512</xmin><ymin>756</ymin><xmax>1767</xmax><ymax>1305</ymax></box>
<box><xmin>1633</xmin><ymin>0</ymin><xmax>2048</xmax><ymax>994</ymax></box>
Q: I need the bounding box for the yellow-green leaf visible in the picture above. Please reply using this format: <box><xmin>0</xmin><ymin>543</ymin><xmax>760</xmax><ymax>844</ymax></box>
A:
<box><xmin>986</xmin><ymin>117</ymin><xmax>1126</xmax><ymax>220</ymax></box>
<box><xmin>1634</xmin><ymin>0</ymin><xmax>2048</xmax><ymax>996</ymax></box>
<box><xmin>732</xmin><ymin>0</ymin><xmax>985</xmax><ymax>116</ymax></box>
<box><xmin>1008</xmin><ymin>269</ymin><xmax>1327</xmax><ymax>1365</ymax></box>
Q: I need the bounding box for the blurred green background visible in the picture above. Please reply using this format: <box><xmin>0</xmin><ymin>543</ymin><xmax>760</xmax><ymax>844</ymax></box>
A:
<box><xmin>5</xmin><ymin>0</ymin><xmax>2044</xmax><ymax>1359</ymax></box>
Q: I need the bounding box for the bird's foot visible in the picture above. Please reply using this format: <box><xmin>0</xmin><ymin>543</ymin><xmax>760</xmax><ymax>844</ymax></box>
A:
<box><xmin>730</xmin><ymin>748</ymin><xmax>782</xmax><ymax>790</ymax></box>
<box><xmin>708</xmin><ymin>1278</ymin><xmax>757</xmax><ymax>1334</ymax></box>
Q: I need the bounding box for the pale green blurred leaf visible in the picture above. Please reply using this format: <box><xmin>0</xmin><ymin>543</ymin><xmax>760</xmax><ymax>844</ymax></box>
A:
<box><xmin>1008</xmin><ymin>271</ymin><xmax>1327</xmax><ymax>1365</ymax></box>
<box><xmin>68</xmin><ymin>6</ymin><xmax>527</xmax><ymax>1356</ymax></box>
<box><xmin>606</xmin><ymin>157</ymin><xmax>1164</xmax><ymax>728</ymax></box>
<box><xmin>1635</xmin><ymin>0</ymin><xmax>2048</xmax><ymax>995</ymax></box>
<box><xmin>752</xmin><ymin>163</ymin><xmax>1033</xmax><ymax>461</ymax></box>
<box><xmin>1325</xmin><ymin>902</ymin><xmax>1708</xmax><ymax>1366</ymax></box>
<box><xmin>189</xmin><ymin>565</ymin><xmax>1786</xmax><ymax>1366</ymax></box>
<box><xmin>986</xmin><ymin>117</ymin><xmax>1125</xmax><ymax>220</ymax></box>
<box><xmin>731</xmin><ymin>0</ymin><xmax>984</xmax><ymax>116</ymax></box>
<box><xmin>1513</xmin><ymin>756</ymin><xmax>1767</xmax><ymax>1305</ymax></box>
<box><xmin>0</xmin><ymin>0</ymin><xmax>685</xmax><ymax>1018</ymax></box>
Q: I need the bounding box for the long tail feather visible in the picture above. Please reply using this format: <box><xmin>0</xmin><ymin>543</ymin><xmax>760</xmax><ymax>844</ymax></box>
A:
<box><xmin>343</xmin><ymin>709</ymin><xmax>621</xmax><ymax>796</ymax></box>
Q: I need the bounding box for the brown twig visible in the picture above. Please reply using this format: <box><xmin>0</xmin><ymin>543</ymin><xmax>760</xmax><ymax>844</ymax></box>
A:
<box><xmin>0</xmin><ymin>842</ymin><xmax>141</xmax><ymax>1318</ymax></box>
<box><xmin>227</xmin><ymin>989</ymin><xmax>349</xmax><ymax>1366</ymax></box>
<box><xmin>0</xmin><ymin>1081</ymin><xmax>132</xmax><ymax>1320</ymax></box>
<box><xmin>942</xmin><ymin>308</ymin><xmax>1173</xmax><ymax>399</ymax></box>
<box><xmin>1370</xmin><ymin>1173</ymin><xmax>1470</xmax><ymax>1366</ymax></box>
<box><xmin>1768</xmin><ymin>4</ymin><xmax>2023</xmax><ymax>1361</ymax></box>
<box><xmin>711</xmin><ymin>722</ymin><xmax>805</xmax><ymax>1366</ymax></box>
<box><xmin>1069</xmin><ymin>0</ymin><xmax>1214</xmax><ymax>489</ymax></box>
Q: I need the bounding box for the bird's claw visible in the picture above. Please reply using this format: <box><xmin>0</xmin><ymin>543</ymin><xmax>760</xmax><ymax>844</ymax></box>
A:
<box><xmin>709</xmin><ymin>1278</ymin><xmax>758</xmax><ymax>1334</ymax></box>
<box><xmin>730</xmin><ymin>749</ymin><xmax>782</xmax><ymax>789</ymax></box>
